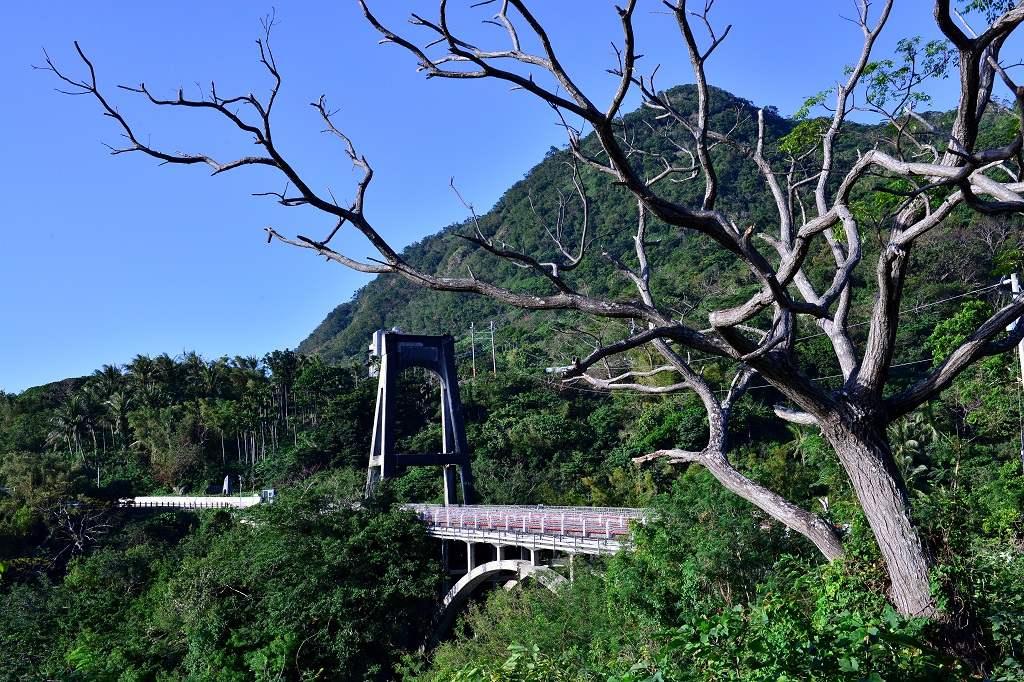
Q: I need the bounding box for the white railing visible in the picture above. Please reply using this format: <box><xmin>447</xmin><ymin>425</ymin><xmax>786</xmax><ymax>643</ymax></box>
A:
<box><xmin>404</xmin><ymin>504</ymin><xmax>653</xmax><ymax>541</ymax></box>
<box><xmin>120</xmin><ymin>495</ymin><xmax>261</xmax><ymax>510</ymax></box>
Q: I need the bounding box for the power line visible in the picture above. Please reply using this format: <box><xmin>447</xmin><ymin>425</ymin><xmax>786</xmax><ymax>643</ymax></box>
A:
<box><xmin>456</xmin><ymin>280</ymin><xmax>1014</xmax><ymax>398</ymax></box>
<box><xmin>795</xmin><ymin>281</ymin><xmax>1002</xmax><ymax>343</ymax></box>
<box><xmin>742</xmin><ymin>358</ymin><xmax>933</xmax><ymax>393</ymax></box>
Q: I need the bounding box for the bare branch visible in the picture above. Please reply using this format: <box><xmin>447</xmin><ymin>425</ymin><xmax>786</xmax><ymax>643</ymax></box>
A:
<box><xmin>886</xmin><ymin>294</ymin><xmax>1024</xmax><ymax>418</ymax></box>
<box><xmin>773</xmin><ymin>405</ymin><xmax>819</xmax><ymax>426</ymax></box>
<box><xmin>633</xmin><ymin>445</ymin><xmax>841</xmax><ymax>560</ymax></box>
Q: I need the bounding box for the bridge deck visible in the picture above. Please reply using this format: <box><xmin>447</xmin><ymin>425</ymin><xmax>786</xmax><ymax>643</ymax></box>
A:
<box><xmin>405</xmin><ymin>504</ymin><xmax>652</xmax><ymax>555</ymax></box>
<box><xmin>120</xmin><ymin>495</ymin><xmax>262</xmax><ymax>509</ymax></box>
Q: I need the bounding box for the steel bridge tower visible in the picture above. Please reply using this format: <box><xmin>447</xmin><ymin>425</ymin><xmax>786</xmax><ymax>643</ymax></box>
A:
<box><xmin>366</xmin><ymin>331</ymin><xmax>476</xmax><ymax>505</ymax></box>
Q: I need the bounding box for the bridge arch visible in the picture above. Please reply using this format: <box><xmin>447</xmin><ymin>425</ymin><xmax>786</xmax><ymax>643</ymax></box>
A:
<box><xmin>428</xmin><ymin>560</ymin><xmax>567</xmax><ymax>649</ymax></box>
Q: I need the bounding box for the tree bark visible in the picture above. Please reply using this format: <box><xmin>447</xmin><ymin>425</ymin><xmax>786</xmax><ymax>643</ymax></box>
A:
<box><xmin>823</xmin><ymin>410</ymin><xmax>936</xmax><ymax>619</ymax></box>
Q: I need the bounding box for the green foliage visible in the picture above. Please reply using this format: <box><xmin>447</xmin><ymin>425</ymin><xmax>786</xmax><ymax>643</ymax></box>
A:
<box><xmin>994</xmin><ymin>250</ymin><xmax>1024</xmax><ymax>277</ymax></box>
<box><xmin>443</xmin><ymin>644</ymin><xmax>596</xmax><ymax>682</ymax></box>
<box><xmin>926</xmin><ymin>300</ymin><xmax>994</xmax><ymax>365</ymax></box>
<box><xmin>793</xmin><ymin>90</ymin><xmax>835</xmax><ymax>121</ymax></box>
<box><xmin>433</xmin><ymin>556</ymin><xmax>977</xmax><ymax>682</ymax></box>
<box><xmin>961</xmin><ymin>0</ymin><xmax>1018</xmax><ymax>23</ymax></box>
<box><xmin>0</xmin><ymin>479</ymin><xmax>439</xmax><ymax>682</ymax></box>
<box><xmin>778</xmin><ymin>117</ymin><xmax>829</xmax><ymax>154</ymax></box>
<box><xmin>861</xmin><ymin>38</ymin><xmax>955</xmax><ymax>112</ymax></box>
<box><xmin>646</xmin><ymin>597</ymin><xmax>965</xmax><ymax>681</ymax></box>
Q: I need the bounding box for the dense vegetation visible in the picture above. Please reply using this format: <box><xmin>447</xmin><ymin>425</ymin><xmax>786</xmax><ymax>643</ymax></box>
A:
<box><xmin>3</xmin><ymin>335</ymin><xmax>1022</xmax><ymax>679</ymax></box>
<box><xmin>3</xmin><ymin>86</ymin><xmax>1024</xmax><ymax>679</ymax></box>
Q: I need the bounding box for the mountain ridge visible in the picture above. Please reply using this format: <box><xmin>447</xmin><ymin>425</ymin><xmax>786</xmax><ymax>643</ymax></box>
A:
<box><xmin>297</xmin><ymin>84</ymin><xmax>795</xmax><ymax>362</ymax></box>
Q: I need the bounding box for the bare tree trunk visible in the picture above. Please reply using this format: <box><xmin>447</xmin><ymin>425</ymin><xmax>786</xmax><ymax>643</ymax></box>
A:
<box><xmin>824</xmin><ymin>418</ymin><xmax>936</xmax><ymax>619</ymax></box>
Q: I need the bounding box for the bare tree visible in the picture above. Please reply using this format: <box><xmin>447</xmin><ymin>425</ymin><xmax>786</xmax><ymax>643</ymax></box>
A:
<box><xmin>39</xmin><ymin>490</ymin><xmax>112</xmax><ymax>567</ymax></box>
<box><xmin>43</xmin><ymin>0</ymin><xmax>1024</xmax><ymax>660</ymax></box>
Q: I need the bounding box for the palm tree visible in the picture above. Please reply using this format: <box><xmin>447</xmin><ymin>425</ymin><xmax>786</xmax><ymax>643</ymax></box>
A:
<box><xmin>47</xmin><ymin>395</ymin><xmax>88</xmax><ymax>464</ymax></box>
<box><xmin>91</xmin><ymin>364</ymin><xmax>124</xmax><ymax>399</ymax></box>
<box><xmin>153</xmin><ymin>353</ymin><xmax>183</xmax><ymax>404</ymax></box>
<box><xmin>200</xmin><ymin>357</ymin><xmax>229</xmax><ymax>399</ymax></box>
<box><xmin>181</xmin><ymin>350</ymin><xmax>208</xmax><ymax>400</ymax></box>
<box><xmin>105</xmin><ymin>390</ymin><xmax>133</xmax><ymax>450</ymax></box>
<box><xmin>127</xmin><ymin>354</ymin><xmax>159</xmax><ymax>408</ymax></box>
<box><xmin>887</xmin><ymin>409</ymin><xmax>940</xmax><ymax>497</ymax></box>
<box><xmin>784</xmin><ymin>423</ymin><xmax>818</xmax><ymax>465</ymax></box>
<box><xmin>87</xmin><ymin>365</ymin><xmax>123</xmax><ymax>452</ymax></box>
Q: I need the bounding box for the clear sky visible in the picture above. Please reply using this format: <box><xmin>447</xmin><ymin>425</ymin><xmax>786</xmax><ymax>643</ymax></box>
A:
<box><xmin>2</xmin><ymin>1</ymin><xmax>970</xmax><ymax>393</ymax></box>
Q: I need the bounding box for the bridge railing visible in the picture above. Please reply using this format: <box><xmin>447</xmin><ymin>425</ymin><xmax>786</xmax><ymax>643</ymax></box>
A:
<box><xmin>405</xmin><ymin>504</ymin><xmax>654</xmax><ymax>541</ymax></box>
<box><xmin>118</xmin><ymin>495</ymin><xmax>261</xmax><ymax>510</ymax></box>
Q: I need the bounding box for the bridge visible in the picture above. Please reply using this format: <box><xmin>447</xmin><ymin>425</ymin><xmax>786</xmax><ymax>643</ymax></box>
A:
<box><xmin>405</xmin><ymin>503</ymin><xmax>648</xmax><ymax>557</ymax></box>
<box><xmin>368</xmin><ymin>333</ymin><xmax>659</xmax><ymax>648</ymax></box>
<box><xmin>405</xmin><ymin>503</ymin><xmax>652</xmax><ymax>648</ymax></box>
<box><xmin>118</xmin><ymin>493</ymin><xmax>269</xmax><ymax>509</ymax></box>
<box><xmin>121</xmin><ymin>333</ymin><xmax>657</xmax><ymax>650</ymax></box>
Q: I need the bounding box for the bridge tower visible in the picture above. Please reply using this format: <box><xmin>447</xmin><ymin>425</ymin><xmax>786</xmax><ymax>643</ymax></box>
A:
<box><xmin>366</xmin><ymin>331</ymin><xmax>476</xmax><ymax>504</ymax></box>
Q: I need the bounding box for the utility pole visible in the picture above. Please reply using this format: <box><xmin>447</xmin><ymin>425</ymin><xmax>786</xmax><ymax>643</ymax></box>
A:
<box><xmin>1007</xmin><ymin>273</ymin><xmax>1024</xmax><ymax>472</ymax></box>
<box><xmin>489</xmin><ymin>321</ymin><xmax>497</xmax><ymax>375</ymax></box>
<box><xmin>470</xmin><ymin>322</ymin><xmax>477</xmax><ymax>377</ymax></box>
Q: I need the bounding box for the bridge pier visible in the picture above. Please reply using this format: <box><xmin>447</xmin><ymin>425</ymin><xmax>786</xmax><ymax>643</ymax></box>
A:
<box><xmin>438</xmin><ymin>537</ymin><xmax>582</xmax><ymax>596</ymax></box>
<box><xmin>443</xmin><ymin>539</ymin><xmax>546</xmax><ymax>584</ymax></box>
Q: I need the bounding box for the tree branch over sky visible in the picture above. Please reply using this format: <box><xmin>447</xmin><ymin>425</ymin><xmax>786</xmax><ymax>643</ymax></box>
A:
<box><xmin>46</xmin><ymin>0</ymin><xmax>1024</xmax><ymax>668</ymax></box>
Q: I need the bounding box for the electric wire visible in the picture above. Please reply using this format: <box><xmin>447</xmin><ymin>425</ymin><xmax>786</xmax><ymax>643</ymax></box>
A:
<box><xmin>794</xmin><ymin>281</ymin><xmax>1003</xmax><ymax>343</ymax></box>
<box><xmin>457</xmin><ymin>280</ymin><xmax>1014</xmax><ymax>398</ymax></box>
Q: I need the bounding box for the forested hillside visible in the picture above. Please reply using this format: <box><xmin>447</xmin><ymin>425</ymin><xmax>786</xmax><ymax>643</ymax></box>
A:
<box><xmin>298</xmin><ymin>85</ymin><xmax>796</xmax><ymax>363</ymax></box>
<box><xmin>2</xmin><ymin>82</ymin><xmax>1024</xmax><ymax>680</ymax></box>
<box><xmin>298</xmin><ymin>84</ymin><xmax>1011</xmax><ymax>378</ymax></box>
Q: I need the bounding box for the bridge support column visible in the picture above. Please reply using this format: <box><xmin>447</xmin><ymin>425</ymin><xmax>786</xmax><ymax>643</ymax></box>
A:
<box><xmin>466</xmin><ymin>541</ymin><xmax>475</xmax><ymax>571</ymax></box>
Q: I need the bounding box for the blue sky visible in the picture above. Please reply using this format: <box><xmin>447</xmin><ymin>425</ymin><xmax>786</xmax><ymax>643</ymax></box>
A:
<box><xmin>2</xmin><ymin>1</ymin><xmax>968</xmax><ymax>393</ymax></box>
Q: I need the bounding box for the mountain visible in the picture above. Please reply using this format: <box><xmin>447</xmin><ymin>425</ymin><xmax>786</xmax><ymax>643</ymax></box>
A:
<box><xmin>296</xmin><ymin>85</ymin><xmax>1005</xmax><ymax>380</ymax></box>
<box><xmin>297</xmin><ymin>85</ymin><xmax>797</xmax><ymax>363</ymax></box>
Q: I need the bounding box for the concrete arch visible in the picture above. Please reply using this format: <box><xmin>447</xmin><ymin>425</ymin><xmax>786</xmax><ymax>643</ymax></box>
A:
<box><xmin>428</xmin><ymin>560</ymin><xmax>567</xmax><ymax>650</ymax></box>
